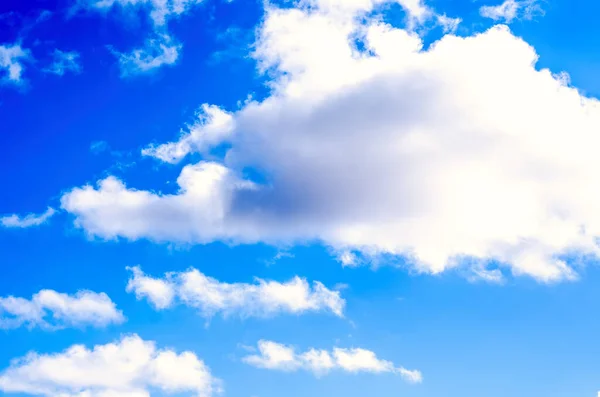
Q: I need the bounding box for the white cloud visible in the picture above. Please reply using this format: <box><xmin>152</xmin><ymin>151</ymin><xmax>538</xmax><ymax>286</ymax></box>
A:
<box><xmin>242</xmin><ymin>340</ymin><xmax>422</xmax><ymax>383</ymax></box>
<box><xmin>0</xmin><ymin>43</ymin><xmax>29</xmax><ymax>84</ymax></box>
<box><xmin>126</xmin><ymin>266</ymin><xmax>345</xmax><ymax>318</ymax></box>
<box><xmin>1</xmin><ymin>207</ymin><xmax>56</xmax><ymax>228</ymax></box>
<box><xmin>436</xmin><ymin>14</ymin><xmax>461</xmax><ymax>33</ymax></box>
<box><xmin>62</xmin><ymin>0</ymin><xmax>600</xmax><ymax>283</ymax></box>
<box><xmin>113</xmin><ymin>34</ymin><xmax>180</xmax><ymax>76</ymax></box>
<box><xmin>0</xmin><ymin>334</ymin><xmax>220</xmax><ymax>397</ymax></box>
<box><xmin>44</xmin><ymin>49</ymin><xmax>82</xmax><ymax>76</ymax></box>
<box><xmin>0</xmin><ymin>289</ymin><xmax>124</xmax><ymax>330</ymax></box>
<box><xmin>337</xmin><ymin>251</ymin><xmax>358</xmax><ymax>267</ymax></box>
<box><xmin>126</xmin><ymin>266</ymin><xmax>176</xmax><ymax>309</ymax></box>
<box><xmin>142</xmin><ymin>104</ymin><xmax>235</xmax><ymax>163</ymax></box>
<box><xmin>480</xmin><ymin>0</ymin><xmax>541</xmax><ymax>23</ymax></box>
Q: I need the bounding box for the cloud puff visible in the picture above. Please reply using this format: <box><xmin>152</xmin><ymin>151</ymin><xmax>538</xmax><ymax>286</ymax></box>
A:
<box><xmin>126</xmin><ymin>266</ymin><xmax>345</xmax><ymax>318</ymax></box>
<box><xmin>480</xmin><ymin>0</ymin><xmax>541</xmax><ymax>23</ymax></box>
<box><xmin>142</xmin><ymin>104</ymin><xmax>235</xmax><ymax>164</ymax></box>
<box><xmin>1</xmin><ymin>207</ymin><xmax>56</xmax><ymax>228</ymax></box>
<box><xmin>0</xmin><ymin>334</ymin><xmax>220</xmax><ymax>397</ymax></box>
<box><xmin>0</xmin><ymin>43</ymin><xmax>29</xmax><ymax>84</ymax></box>
<box><xmin>242</xmin><ymin>340</ymin><xmax>422</xmax><ymax>383</ymax></box>
<box><xmin>43</xmin><ymin>49</ymin><xmax>82</xmax><ymax>76</ymax></box>
<box><xmin>0</xmin><ymin>289</ymin><xmax>124</xmax><ymax>330</ymax></box>
<box><xmin>63</xmin><ymin>0</ymin><xmax>600</xmax><ymax>283</ymax></box>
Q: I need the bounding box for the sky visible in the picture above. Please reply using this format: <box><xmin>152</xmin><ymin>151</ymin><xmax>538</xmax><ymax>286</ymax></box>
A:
<box><xmin>1</xmin><ymin>0</ymin><xmax>600</xmax><ymax>396</ymax></box>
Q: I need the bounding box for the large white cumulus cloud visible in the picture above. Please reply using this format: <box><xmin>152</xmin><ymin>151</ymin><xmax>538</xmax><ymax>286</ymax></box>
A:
<box><xmin>62</xmin><ymin>0</ymin><xmax>600</xmax><ymax>282</ymax></box>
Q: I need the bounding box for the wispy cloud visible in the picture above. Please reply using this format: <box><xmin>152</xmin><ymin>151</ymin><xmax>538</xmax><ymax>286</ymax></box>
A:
<box><xmin>111</xmin><ymin>34</ymin><xmax>180</xmax><ymax>77</ymax></box>
<box><xmin>0</xmin><ymin>43</ymin><xmax>29</xmax><ymax>85</ymax></box>
<box><xmin>126</xmin><ymin>266</ymin><xmax>346</xmax><ymax>318</ymax></box>
<box><xmin>1</xmin><ymin>207</ymin><xmax>55</xmax><ymax>228</ymax></box>
<box><xmin>480</xmin><ymin>0</ymin><xmax>542</xmax><ymax>23</ymax></box>
<box><xmin>0</xmin><ymin>289</ymin><xmax>124</xmax><ymax>330</ymax></box>
<box><xmin>242</xmin><ymin>340</ymin><xmax>422</xmax><ymax>383</ymax></box>
<box><xmin>43</xmin><ymin>49</ymin><xmax>82</xmax><ymax>76</ymax></box>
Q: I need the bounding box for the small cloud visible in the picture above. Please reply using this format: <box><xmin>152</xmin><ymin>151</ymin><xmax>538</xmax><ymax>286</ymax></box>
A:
<box><xmin>126</xmin><ymin>266</ymin><xmax>346</xmax><ymax>318</ymax></box>
<box><xmin>90</xmin><ymin>140</ymin><xmax>109</xmax><ymax>154</ymax></box>
<box><xmin>436</xmin><ymin>14</ymin><xmax>461</xmax><ymax>33</ymax></box>
<box><xmin>480</xmin><ymin>0</ymin><xmax>542</xmax><ymax>23</ymax></box>
<box><xmin>242</xmin><ymin>340</ymin><xmax>422</xmax><ymax>383</ymax></box>
<box><xmin>0</xmin><ymin>289</ymin><xmax>124</xmax><ymax>330</ymax></box>
<box><xmin>466</xmin><ymin>266</ymin><xmax>505</xmax><ymax>285</ymax></box>
<box><xmin>337</xmin><ymin>251</ymin><xmax>359</xmax><ymax>268</ymax></box>
<box><xmin>112</xmin><ymin>34</ymin><xmax>180</xmax><ymax>77</ymax></box>
<box><xmin>264</xmin><ymin>250</ymin><xmax>294</xmax><ymax>266</ymax></box>
<box><xmin>43</xmin><ymin>49</ymin><xmax>82</xmax><ymax>76</ymax></box>
<box><xmin>1</xmin><ymin>207</ymin><xmax>56</xmax><ymax>228</ymax></box>
<box><xmin>36</xmin><ymin>10</ymin><xmax>52</xmax><ymax>23</ymax></box>
<box><xmin>0</xmin><ymin>43</ymin><xmax>30</xmax><ymax>85</ymax></box>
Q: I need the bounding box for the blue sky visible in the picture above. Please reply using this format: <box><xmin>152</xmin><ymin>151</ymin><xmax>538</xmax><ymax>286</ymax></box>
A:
<box><xmin>2</xmin><ymin>0</ymin><xmax>600</xmax><ymax>396</ymax></box>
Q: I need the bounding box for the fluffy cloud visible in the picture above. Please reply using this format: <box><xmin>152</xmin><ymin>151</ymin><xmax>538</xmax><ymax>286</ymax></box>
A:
<box><xmin>0</xmin><ymin>334</ymin><xmax>220</xmax><ymax>397</ymax></box>
<box><xmin>142</xmin><ymin>104</ymin><xmax>235</xmax><ymax>164</ymax></box>
<box><xmin>126</xmin><ymin>266</ymin><xmax>345</xmax><ymax>318</ymax></box>
<box><xmin>0</xmin><ymin>289</ymin><xmax>124</xmax><ymax>330</ymax></box>
<box><xmin>1</xmin><ymin>207</ymin><xmax>56</xmax><ymax>228</ymax></box>
<box><xmin>43</xmin><ymin>49</ymin><xmax>82</xmax><ymax>76</ymax></box>
<box><xmin>242</xmin><ymin>340</ymin><xmax>422</xmax><ymax>383</ymax></box>
<box><xmin>480</xmin><ymin>0</ymin><xmax>541</xmax><ymax>23</ymax></box>
<box><xmin>63</xmin><ymin>0</ymin><xmax>600</xmax><ymax>283</ymax></box>
<box><xmin>0</xmin><ymin>43</ymin><xmax>29</xmax><ymax>84</ymax></box>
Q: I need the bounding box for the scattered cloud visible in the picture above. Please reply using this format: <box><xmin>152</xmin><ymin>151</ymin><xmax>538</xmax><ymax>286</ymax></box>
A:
<box><xmin>126</xmin><ymin>266</ymin><xmax>345</xmax><ymax>318</ymax></box>
<box><xmin>336</xmin><ymin>251</ymin><xmax>359</xmax><ymax>268</ymax></box>
<box><xmin>113</xmin><ymin>34</ymin><xmax>180</xmax><ymax>77</ymax></box>
<box><xmin>76</xmin><ymin>0</ymin><xmax>201</xmax><ymax>75</ymax></box>
<box><xmin>77</xmin><ymin>0</ymin><xmax>204</xmax><ymax>27</ymax></box>
<box><xmin>62</xmin><ymin>0</ymin><xmax>600</xmax><ymax>284</ymax></box>
<box><xmin>43</xmin><ymin>49</ymin><xmax>82</xmax><ymax>76</ymax></box>
<box><xmin>480</xmin><ymin>0</ymin><xmax>542</xmax><ymax>23</ymax></box>
<box><xmin>0</xmin><ymin>334</ymin><xmax>221</xmax><ymax>397</ymax></box>
<box><xmin>90</xmin><ymin>140</ymin><xmax>110</xmax><ymax>154</ymax></box>
<box><xmin>264</xmin><ymin>251</ymin><xmax>295</xmax><ymax>266</ymax></box>
<box><xmin>0</xmin><ymin>43</ymin><xmax>29</xmax><ymax>85</ymax></box>
<box><xmin>0</xmin><ymin>289</ymin><xmax>124</xmax><ymax>330</ymax></box>
<box><xmin>1</xmin><ymin>207</ymin><xmax>56</xmax><ymax>228</ymax></box>
<box><xmin>242</xmin><ymin>340</ymin><xmax>422</xmax><ymax>383</ymax></box>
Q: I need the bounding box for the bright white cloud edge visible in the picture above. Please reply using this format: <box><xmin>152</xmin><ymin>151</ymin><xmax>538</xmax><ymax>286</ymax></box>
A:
<box><xmin>242</xmin><ymin>340</ymin><xmax>422</xmax><ymax>383</ymax></box>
